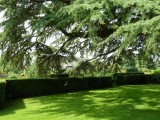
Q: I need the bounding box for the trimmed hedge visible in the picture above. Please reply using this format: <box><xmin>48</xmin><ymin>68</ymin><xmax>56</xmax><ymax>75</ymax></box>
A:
<box><xmin>5</xmin><ymin>74</ymin><xmax>160</xmax><ymax>100</ymax></box>
<box><xmin>0</xmin><ymin>80</ymin><xmax>6</xmax><ymax>109</ymax></box>
<box><xmin>6</xmin><ymin>77</ymin><xmax>113</xmax><ymax>99</ymax></box>
<box><xmin>64</xmin><ymin>77</ymin><xmax>88</xmax><ymax>91</ymax></box>
<box><xmin>114</xmin><ymin>74</ymin><xmax>146</xmax><ymax>86</ymax></box>
<box><xmin>83</xmin><ymin>77</ymin><xmax>113</xmax><ymax>89</ymax></box>
<box><xmin>145</xmin><ymin>75</ymin><xmax>160</xmax><ymax>84</ymax></box>
<box><xmin>6</xmin><ymin>79</ymin><xmax>66</xmax><ymax>99</ymax></box>
<box><xmin>115</xmin><ymin>74</ymin><xmax>160</xmax><ymax>85</ymax></box>
<box><xmin>64</xmin><ymin>77</ymin><xmax>113</xmax><ymax>91</ymax></box>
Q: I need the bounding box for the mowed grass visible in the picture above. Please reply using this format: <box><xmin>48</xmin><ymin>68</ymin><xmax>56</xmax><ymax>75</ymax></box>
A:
<box><xmin>1</xmin><ymin>85</ymin><xmax>160</xmax><ymax>120</ymax></box>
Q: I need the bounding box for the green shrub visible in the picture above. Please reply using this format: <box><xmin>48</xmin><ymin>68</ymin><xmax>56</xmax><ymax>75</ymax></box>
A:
<box><xmin>6</xmin><ymin>79</ymin><xmax>66</xmax><ymax>99</ymax></box>
<box><xmin>64</xmin><ymin>77</ymin><xmax>88</xmax><ymax>91</ymax></box>
<box><xmin>115</xmin><ymin>74</ymin><xmax>146</xmax><ymax>86</ymax></box>
<box><xmin>114</xmin><ymin>72</ymin><xmax>144</xmax><ymax>76</ymax></box>
<box><xmin>145</xmin><ymin>75</ymin><xmax>160</xmax><ymax>84</ymax></box>
<box><xmin>6</xmin><ymin>77</ymin><xmax>113</xmax><ymax>99</ymax></box>
<box><xmin>152</xmin><ymin>68</ymin><xmax>160</xmax><ymax>75</ymax></box>
<box><xmin>0</xmin><ymin>80</ymin><xmax>6</xmax><ymax>109</ymax></box>
<box><xmin>126</xmin><ymin>68</ymin><xmax>138</xmax><ymax>72</ymax></box>
<box><xmin>83</xmin><ymin>77</ymin><xmax>113</xmax><ymax>89</ymax></box>
<box><xmin>64</xmin><ymin>77</ymin><xmax>113</xmax><ymax>91</ymax></box>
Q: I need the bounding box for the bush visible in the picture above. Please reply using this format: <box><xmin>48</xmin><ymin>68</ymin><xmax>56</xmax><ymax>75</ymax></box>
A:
<box><xmin>0</xmin><ymin>80</ymin><xmax>6</xmax><ymax>109</ymax></box>
<box><xmin>83</xmin><ymin>77</ymin><xmax>113</xmax><ymax>89</ymax></box>
<box><xmin>114</xmin><ymin>72</ymin><xmax>144</xmax><ymax>76</ymax></box>
<box><xmin>115</xmin><ymin>74</ymin><xmax>146</xmax><ymax>86</ymax></box>
<box><xmin>6</xmin><ymin>77</ymin><xmax>113</xmax><ymax>99</ymax></box>
<box><xmin>64</xmin><ymin>77</ymin><xmax>88</xmax><ymax>91</ymax></box>
<box><xmin>6</xmin><ymin>79</ymin><xmax>66</xmax><ymax>99</ymax></box>
<box><xmin>152</xmin><ymin>68</ymin><xmax>160</xmax><ymax>75</ymax></box>
<box><xmin>64</xmin><ymin>77</ymin><xmax>113</xmax><ymax>91</ymax></box>
<box><xmin>145</xmin><ymin>75</ymin><xmax>160</xmax><ymax>84</ymax></box>
<box><xmin>126</xmin><ymin>68</ymin><xmax>138</xmax><ymax>72</ymax></box>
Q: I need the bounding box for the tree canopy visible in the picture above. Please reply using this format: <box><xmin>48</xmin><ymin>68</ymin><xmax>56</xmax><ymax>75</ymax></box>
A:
<box><xmin>0</xmin><ymin>0</ymin><xmax>160</xmax><ymax>76</ymax></box>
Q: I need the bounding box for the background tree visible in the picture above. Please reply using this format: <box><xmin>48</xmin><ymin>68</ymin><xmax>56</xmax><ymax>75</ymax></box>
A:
<box><xmin>0</xmin><ymin>0</ymin><xmax>160</xmax><ymax>76</ymax></box>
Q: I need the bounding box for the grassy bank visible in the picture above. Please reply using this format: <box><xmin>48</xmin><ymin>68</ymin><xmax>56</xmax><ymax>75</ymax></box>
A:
<box><xmin>1</xmin><ymin>85</ymin><xmax>160</xmax><ymax>120</ymax></box>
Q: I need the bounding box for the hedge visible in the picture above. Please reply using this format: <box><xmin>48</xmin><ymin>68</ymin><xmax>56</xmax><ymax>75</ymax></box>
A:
<box><xmin>113</xmin><ymin>73</ymin><xmax>160</xmax><ymax>85</ymax></box>
<box><xmin>64</xmin><ymin>77</ymin><xmax>113</xmax><ymax>91</ymax></box>
<box><xmin>6</xmin><ymin>79</ymin><xmax>66</xmax><ymax>99</ymax></box>
<box><xmin>5</xmin><ymin>74</ymin><xmax>160</xmax><ymax>100</ymax></box>
<box><xmin>83</xmin><ymin>77</ymin><xmax>113</xmax><ymax>89</ymax></box>
<box><xmin>6</xmin><ymin>77</ymin><xmax>113</xmax><ymax>99</ymax></box>
<box><xmin>0</xmin><ymin>80</ymin><xmax>6</xmax><ymax>109</ymax></box>
<box><xmin>114</xmin><ymin>74</ymin><xmax>146</xmax><ymax>86</ymax></box>
<box><xmin>64</xmin><ymin>77</ymin><xmax>88</xmax><ymax>91</ymax></box>
<box><xmin>145</xmin><ymin>75</ymin><xmax>160</xmax><ymax>84</ymax></box>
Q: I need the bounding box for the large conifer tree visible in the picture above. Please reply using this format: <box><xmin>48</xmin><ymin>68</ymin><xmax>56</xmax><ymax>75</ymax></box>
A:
<box><xmin>0</xmin><ymin>0</ymin><xmax>160</xmax><ymax>75</ymax></box>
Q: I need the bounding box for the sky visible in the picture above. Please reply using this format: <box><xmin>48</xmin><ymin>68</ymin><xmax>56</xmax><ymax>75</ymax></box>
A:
<box><xmin>0</xmin><ymin>11</ymin><xmax>5</xmax><ymax>32</ymax></box>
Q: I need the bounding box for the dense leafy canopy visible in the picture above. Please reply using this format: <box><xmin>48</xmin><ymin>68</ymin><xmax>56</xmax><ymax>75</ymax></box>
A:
<box><xmin>0</xmin><ymin>0</ymin><xmax>160</xmax><ymax>76</ymax></box>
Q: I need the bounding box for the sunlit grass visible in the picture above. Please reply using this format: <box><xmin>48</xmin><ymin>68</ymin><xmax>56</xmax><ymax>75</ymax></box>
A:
<box><xmin>1</xmin><ymin>85</ymin><xmax>160</xmax><ymax>120</ymax></box>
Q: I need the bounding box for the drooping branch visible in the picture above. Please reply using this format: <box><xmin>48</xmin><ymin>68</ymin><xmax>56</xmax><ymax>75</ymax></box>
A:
<box><xmin>59</xmin><ymin>28</ymin><xmax>88</xmax><ymax>38</ymax></box>
<box><xmin>87</xmin><ymin>46</ymin><xmax>118</xmax><ymax>61</ymax></box>
<box><xmin>55</xmin><ymin>37</ymin><xmax>74</xmax><ymax>55</ymax></box>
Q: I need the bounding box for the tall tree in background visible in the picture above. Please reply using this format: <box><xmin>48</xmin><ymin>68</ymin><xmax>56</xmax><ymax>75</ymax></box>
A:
<box><xmin>0</xmin><ymin>0</ymin><xmax>160</xmax><ymax>76</ymax></box>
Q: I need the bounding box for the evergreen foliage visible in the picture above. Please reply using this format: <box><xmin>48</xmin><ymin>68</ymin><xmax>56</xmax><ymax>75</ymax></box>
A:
<box><xmin>0</xmin><ymin>0</ymin><xmax>160</xmax><ymax>76</ymax></box>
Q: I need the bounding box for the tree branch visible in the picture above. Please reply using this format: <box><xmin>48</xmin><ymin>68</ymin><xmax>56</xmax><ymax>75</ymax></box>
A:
<box><xmin>55</xmin><ymin>37</ymin><xmax>74</xmax><ymax>55</ymax></box>
<box><xmin>87</xmin><ymin>47</ymin><xmax>118</xmax><ymax>61</ymax></box>
<box><xmin>59</xmin><ymin>28</ymin><xmax>88</xmax><ymax>38</ymax></box>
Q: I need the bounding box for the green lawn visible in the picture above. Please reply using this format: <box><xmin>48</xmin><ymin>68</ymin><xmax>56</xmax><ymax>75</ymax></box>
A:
<box><xmin>1</xmin><ymin>85</ymin><xmax>160</xmax><ymax>120</ymax></box>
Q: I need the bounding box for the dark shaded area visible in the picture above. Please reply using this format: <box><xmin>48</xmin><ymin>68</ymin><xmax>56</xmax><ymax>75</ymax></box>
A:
<box><xmin>114</xmin><ymin>73</ymin><xmax>160</xmax><ymax>85</ymax></box>
<box><xmin>49</xmin><ymin>73</ymin><xmax>69</xmax><ymax>78</ymax></box>
<box><xmin>0</xmin><ymin>99</ymin><xmax>26</xmax><ymax>116</ymax></box>
<box><xmin>114</xmin><ymin>74</ymin><xmax>146</xmax><ymax>85</ymax></box>
<box><xmin>6</xmin><ymin>78</ymin><xmax>66</xmax><ymax>99</ymax></box>
<box><xmin>0</xmin><ymin>81</ymin><xmax>6</xmax><ymax>109</ymax></box>
<box><xmin>5</xmin><ymin>77</ymin><xmax>113</xmax><ymax>99</ymax></box>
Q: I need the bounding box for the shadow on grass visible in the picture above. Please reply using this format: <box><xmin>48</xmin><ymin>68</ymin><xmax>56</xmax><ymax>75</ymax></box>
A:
<box><xmin>1</xmin><ymin>85</ymin><xmax>160</xmax><ymax>120</ymax></box>
<box><xmin>27</xmin><ymin>85</ymin><xmax>160</xmax><ymax>120</ymax></box>
<box><xmin>0</xmin><ymin>99</ymin><xmax>26</xmax><ymax>116</ymax></box>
